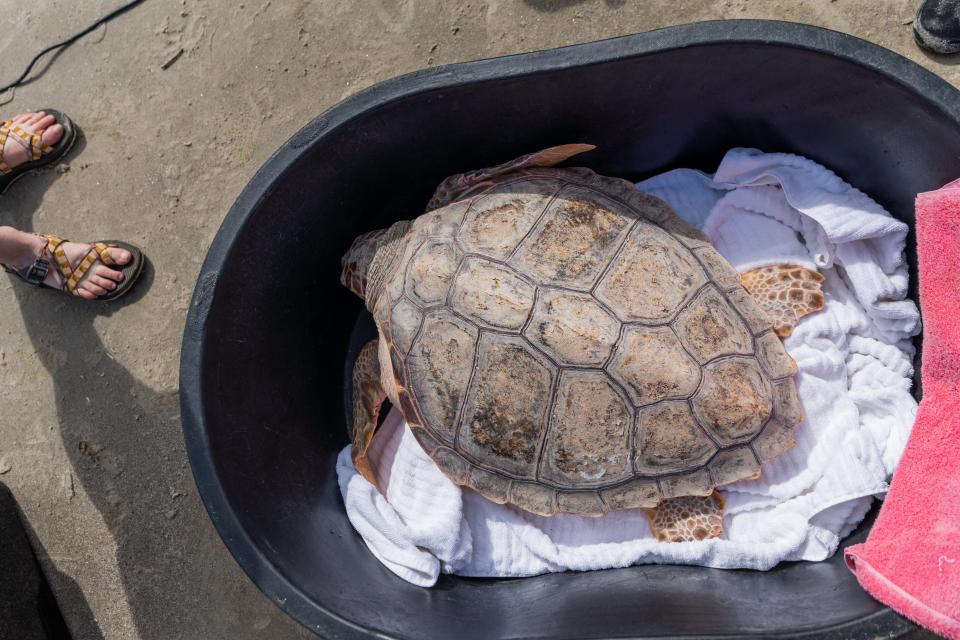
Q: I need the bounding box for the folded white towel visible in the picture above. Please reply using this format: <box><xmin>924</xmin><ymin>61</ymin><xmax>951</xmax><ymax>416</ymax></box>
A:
<box><xmin>335</xmin><ymin>149</ymin><xmax>920</xmax><ymax>587</ymax></box>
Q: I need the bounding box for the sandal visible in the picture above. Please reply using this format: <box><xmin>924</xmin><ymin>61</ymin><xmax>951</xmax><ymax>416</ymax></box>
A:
<box><xmin>0</xmin><ymin>108</ymin><xmax>77</xmax><ymax>195</ymax></box>
<box><xmin>3</xmin><ymin>234</ymin><xmax>144</xmax><ymax>301</ymax></box>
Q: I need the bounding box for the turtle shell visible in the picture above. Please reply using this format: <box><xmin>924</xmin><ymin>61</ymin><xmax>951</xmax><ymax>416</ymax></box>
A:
<box><xmin>372</xmin><ymin>167</ymin><xmax>800</xmax><ymax>517</ymax></box>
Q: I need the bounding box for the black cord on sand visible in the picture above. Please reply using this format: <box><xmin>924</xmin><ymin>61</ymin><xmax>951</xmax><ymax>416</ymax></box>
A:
<box><xmin>0</xmin><ymin>0</ymin><xmax>148</xmax><ymax>95</ymax></box>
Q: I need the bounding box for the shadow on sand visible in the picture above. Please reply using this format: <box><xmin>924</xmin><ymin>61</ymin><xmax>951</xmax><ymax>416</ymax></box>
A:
<box><xmin>3</xmin><ymin>127</ymin><xmax>210</xmax><ymax>640</ymax></box>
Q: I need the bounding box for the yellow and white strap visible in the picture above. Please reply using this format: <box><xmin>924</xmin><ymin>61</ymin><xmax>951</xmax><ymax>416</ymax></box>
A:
<box><xmin>41</xmin><ymin>235</ymin><xmax>117</xmax><ymax>297</ymax></box>
<box><xmin>94</xmin><ymin>242</ymin><xmax>117</xmax><ymax>266</ymax></box>
<box><xmin>7</xmin><ymin>123</ymin><xmax>53</xmax><ymax>160</ymax></box>
<box><xmin>0</xmin><ymin>121</ymin><xmax>12</xmax><ymax>174</ymax></box>
<box><xmin>0</xmin><ymin>119</ymin><xmax>56</xmax><ymax>173</ymax></box>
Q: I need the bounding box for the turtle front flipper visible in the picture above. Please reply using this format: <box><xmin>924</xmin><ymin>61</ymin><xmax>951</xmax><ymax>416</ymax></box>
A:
<box><xmin>644</xmin><ymin>491</ymin><xmax>726</xmax><ymax>542</ymax></box>
<box><xmin>741</xmin><ymin>265</ymin><xmax>826</xmax><ymax>337</ymax></box>
<box><xmin>426</xmin><ymin>143</ymin><xmax>596</xmax><ymax>210</ymax></box>
<box><xmin>351</xmin><ymin>339</ymin><xmax>388</xmax><ymax>488</ymax></box>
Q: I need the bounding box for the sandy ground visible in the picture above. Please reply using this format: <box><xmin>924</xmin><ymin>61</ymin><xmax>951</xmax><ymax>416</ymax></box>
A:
<box><xmin>0</xmin><ymin>0</ymin><xmax>954</xmax><ymax>638</ymax></box>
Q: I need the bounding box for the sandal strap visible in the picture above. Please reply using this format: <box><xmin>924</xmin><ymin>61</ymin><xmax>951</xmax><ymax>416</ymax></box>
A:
<box><xmin>42</xmin><ymin>234</ymin><xmax>86</xmax><ymax>296</ymax></box>
<box><xmin>63</xmin><ymin>246</ymin><xmax>100</xmax><ymax>295</ymax></box>
<box><xmin>0</xmin><ymin>118</ymin><xmax>56</xmax><ymax>174</ymax></box>
<box><xmin>1</xmin><ymin>234</ymin><xmax>53</xmax><ymax>287</ymax></box>
<box><xmin>94</xmin><ymin>242</ymin><xmax>117</xmax><ymax>266</ymax></box>
<box><xmin>6</xmin><ymin>123</ymin><xmax>54</xmax><ymax>161</ymax></box>
<box><xmin>42</xmin><ymin>235</ymin><xmax>73</xmax><ymax>288</ymax></box>
<box><xmin>19</xmin><ymin>256</ymin><xmax>50</xmax><ymax>285</ymax></box>
<box><xmin>61</xmin><ymin>242</ymin><xmax>118</xmax><ymax>296</ymax></box>
<box><xmin>0</xmin><ymin>121</ymin><xmax>12</xmax><ymax>174</ymax></box>
<box><xmin>31</xmin><ymin>131</ymin><xmax>43</xmax><ymax>161</ymax></box>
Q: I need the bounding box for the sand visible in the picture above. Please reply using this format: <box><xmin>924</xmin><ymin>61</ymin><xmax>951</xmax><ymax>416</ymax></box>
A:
<box><xmin>0</xmin><ymin>0</ymin><xmax>951</xmax><ymax>638</ymax></box>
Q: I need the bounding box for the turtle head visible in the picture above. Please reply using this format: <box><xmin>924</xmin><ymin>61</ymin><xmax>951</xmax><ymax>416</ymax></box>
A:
<box><xmin>341</xmin><ymin>219</ymin><xmax>412</xmax><ymax>310</ymax></box>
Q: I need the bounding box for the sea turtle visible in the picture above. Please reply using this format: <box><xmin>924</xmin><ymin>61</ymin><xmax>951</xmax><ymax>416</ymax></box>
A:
<box><xmin>341</xmin><ymin>145</ymin><xmax>824</xmax><ymax>542</ymax></box>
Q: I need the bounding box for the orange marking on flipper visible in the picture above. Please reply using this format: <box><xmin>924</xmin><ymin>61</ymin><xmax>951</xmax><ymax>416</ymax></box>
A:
<box><xmin>645</xmin><ymin>491</ymin><xmax>726</xmax><ymax>543</ymax></box>
<box><xmin>741</xmin><ymin>265</ymin><xmax>825</xmax><ymax>337</ymax></box>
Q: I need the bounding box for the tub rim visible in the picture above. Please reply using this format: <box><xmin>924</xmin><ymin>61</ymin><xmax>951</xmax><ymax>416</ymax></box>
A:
<box><xmin>179</xmin><ymin>19</ymin><xmax>954</xmax><ymax>640</ymax></box>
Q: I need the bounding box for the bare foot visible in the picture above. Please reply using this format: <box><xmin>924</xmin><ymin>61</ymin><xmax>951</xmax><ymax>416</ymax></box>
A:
<box><xmin>2</xmin><ymin>229</ymin><xmax>132</xmax><ymax>300</ymax></box>
<box><xmin>43</xmin><ymin>238</ymin><xmax>132</xmax><ymax>300</ymax></box>
<box><xmin>1</xmin><ymin>111</ymin><xmax>63</xmax><ymax>169</ymax></box>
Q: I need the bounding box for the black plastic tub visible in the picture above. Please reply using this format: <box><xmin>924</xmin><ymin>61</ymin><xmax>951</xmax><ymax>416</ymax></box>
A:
<box><xmin>180</xmin><ymin>20</ymin><xmax>960</xmax><ymax>639</ymax></box>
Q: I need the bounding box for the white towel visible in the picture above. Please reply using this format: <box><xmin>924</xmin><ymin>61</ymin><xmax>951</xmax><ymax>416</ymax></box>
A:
<box><xmin>335</xmin><ymin>149</ymin><xmax>920</xmax><ymax>587</ymax></box>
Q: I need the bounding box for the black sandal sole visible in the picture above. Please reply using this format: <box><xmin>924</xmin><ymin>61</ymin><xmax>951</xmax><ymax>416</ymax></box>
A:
<box><xmin>0</xmin><ymin>108</ymin><xmax>77</xmax><ymax>195</ymax></box>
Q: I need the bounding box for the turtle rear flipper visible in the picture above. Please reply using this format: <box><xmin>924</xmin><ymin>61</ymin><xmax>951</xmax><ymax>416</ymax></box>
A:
<box><xmin>645</xmin><ymin>491</ymin><xmax>726</xmax><ymax>543</ymax></box>
<box><xmin>351</xmin><ymin>339</ymin><xmax>388</xmax><ymax>487</ymax></box>
<box><xmin>742</xmin><ymin>265</ymin><xmax>826</xmax><ymax>337</ymax></box>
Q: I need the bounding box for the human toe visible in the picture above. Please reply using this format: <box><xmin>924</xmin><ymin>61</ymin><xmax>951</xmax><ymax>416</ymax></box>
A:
<box><xmin>25</xmin><ymin>111</ymin><xmax>46</xmax><ymax>126</ymax></box>
<box><xmin>35</xmin><ymin>114</ymin><xmax>56</xmax><ymax>130</ymax></box>
<box><xmin>90</xmin><ymin>274</ymin><xmax>118</xmax><ymax>291</ymax></box>
<box><xmin>107</xmin><ymin>247</ymin><xmax>132</xmax><ymax>265</ymax></box>
<box><xmin>41</xmin><ymin>123</ymin><xmax>63</xmax><ymax>147</ymax></box>
<box><xmin>79</xmin><ymin>279</ymin><xmax>108</xmax><ymax>297</ymax></box>
<box><xmin>94</xmin><ymin>264</ymin><xmax>124</xmax><ymax>282</ymax></box>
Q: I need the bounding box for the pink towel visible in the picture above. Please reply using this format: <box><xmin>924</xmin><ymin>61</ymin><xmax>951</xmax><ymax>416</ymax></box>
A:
<box><xmin>845</xmin><ymin>178</ymin><xmax>960</xmax><ymax>640</ymax></box>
